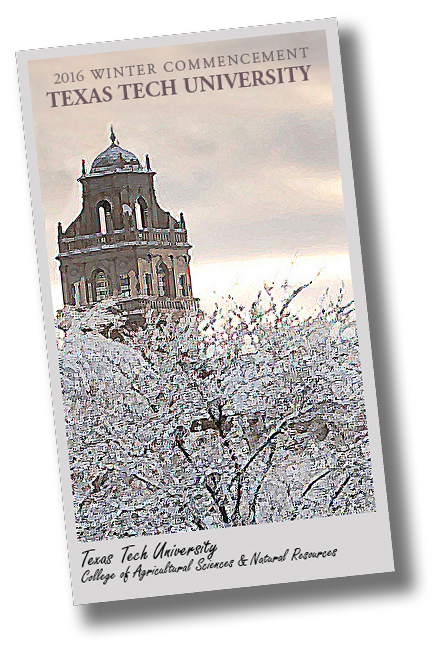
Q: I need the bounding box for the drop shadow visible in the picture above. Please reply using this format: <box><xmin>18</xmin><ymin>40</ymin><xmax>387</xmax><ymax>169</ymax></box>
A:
<box><xmin>81</xmin><ymin>27</ymin><xmax>413</xmax><ymax>626</ymax></box>
<box><xmin>339</xmin><ymin>27</ymin><xmax>413</xmax><ymax>594</ymax></box>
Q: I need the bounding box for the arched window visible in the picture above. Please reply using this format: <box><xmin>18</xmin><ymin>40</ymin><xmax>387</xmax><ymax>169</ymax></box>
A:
<box><xmin>156</xmin><ymin>262</ymin><xmax>170</xmax><ymax>297</ymax></box>
<box><xmin>98</xmin><ymin>207</ymin><xmax>106</xmax><ymax>234</ymax></box>
<box><xmin>134</xmin><ymin>203</ymin><xmax>142</xmax><ymax>230</ymax></box>
<box><xmin>157</xmin><ymin>270</ymin><xmax>166</xmax><ymax>296</ymax></box>
<box><xmin>71</xmin><ymin>283</ymin><xmax>78</xmax><ymax>306</ymax></box>
<box><xmin>135</xmin><ymin>196</ymin><xmax>148</xmax><ymax>229</ymax></box>
<box><xmin>178</xmin><ymin>274</ymin><xmax>188</xmax><ymax>297</ymax></box>
<box><xmin>144</xmin><ymin>273</ymin><xmax>153</xmax><ymax>295</ymax></box>
<box><xmin>96</xmin><ymin>200</ymin><xmax>112</xmax><ymax>234</ymax></box>
<box><xmin>119</xmin><ymin>274</ymin><xmax>131</xmax><ymax>298</ymax></box>
<box><xmin>94</xmin><ymin>270</ymin><xmax>109</xmax><ymax>301</ymax></box>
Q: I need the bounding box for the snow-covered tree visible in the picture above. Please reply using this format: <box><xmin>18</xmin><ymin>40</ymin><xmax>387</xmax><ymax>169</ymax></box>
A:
<box><xmin>57</xmin><ymin>283</ymin><xmax>375</xmax><ymax>542</ymax></box>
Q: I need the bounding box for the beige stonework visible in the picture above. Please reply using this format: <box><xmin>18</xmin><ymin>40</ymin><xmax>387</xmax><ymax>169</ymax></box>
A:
<box><xmin>56</xmin><ymin>127</ymin><xmax>198</xmax><ymax>319</ymax></box>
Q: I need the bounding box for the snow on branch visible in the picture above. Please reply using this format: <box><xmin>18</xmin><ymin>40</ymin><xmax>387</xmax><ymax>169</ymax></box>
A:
<box><xmin>59</xmin><ymin>285</ymin><xmax>375</xmax><ymax>540</ymax></box>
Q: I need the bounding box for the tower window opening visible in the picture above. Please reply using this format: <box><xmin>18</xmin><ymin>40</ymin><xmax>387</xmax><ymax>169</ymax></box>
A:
<box><xmin>178</xmin><ymin>274</ymin><xmax>188</xmax><ymax>296</ymax></box>
<box><xmin>119</xmin><ymin>274</ymin><xmax>131</xmax><ymax>298</ymax></box>
<box><xmin>158</xmin><ymin>272</ymin><xmax>166</xmax><ymax>296</ymax></box>
<box><xmin>71</xmin><ymin>283</ymin><xmax>80</xmax><ymax>306</ymax></box>
<box><xmin>144</xmin><ymin>273</ymin><xmax>153</xmax><ymax>295</ymax></box>
<box><xmin>136</xmin><ymin>196</ymin><xmax>148</xmax><ymax>229</ymax></box>
<box><xmin>156</xmin><ymin>261</ymin><xmax>170</xmax><ymax>297</ymax></box>
<box><xmin>98</xmin><ymin>207</ymin><xmax>107</xmax><ymax>234</ymax></box>
<box><xmin>97</xmin><ymin>200</ymin><xmax>112</xmax><ymax>234</ymax></box>
<box><xmin>95</xmin><ymin>270</ymin><xmax>109</xmax><ymax>301</ymax></box>
<box><xmin>135</xmin><ymin>203</ymin><xmax>143</xmax><ymax>230</ymax></box>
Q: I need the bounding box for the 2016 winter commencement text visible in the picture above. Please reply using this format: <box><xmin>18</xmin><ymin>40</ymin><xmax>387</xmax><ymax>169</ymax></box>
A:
<box><xmin>45</xmin><ymin>47</ymin><xmax>312</xmax><ymax>108</ymax></box>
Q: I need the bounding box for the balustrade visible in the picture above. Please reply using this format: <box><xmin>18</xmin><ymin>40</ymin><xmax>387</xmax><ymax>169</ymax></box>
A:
<box><xmin>60</xmin><ymin>226</ymin><xmax>188</xmax><ymax>253</ymax></box>
<box><xmin>118</xmin><ymin>296</ymin><xmax>199</xmax><ymax>313</ymax></box>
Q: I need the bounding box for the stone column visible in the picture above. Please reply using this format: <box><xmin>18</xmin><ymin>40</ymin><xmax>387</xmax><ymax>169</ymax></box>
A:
<box><xmin>148</xmin><ymin>255</ymin><xmax>155</xmax><ymax>296</ymax></box>
<box><xmin>90</xmin><ymin>206</ymin><xmax>98</xmax><ymax>235</ymax></box>
<box><xmin>79</xmin><ymin>277</ymin><xmax>88</xmax><ymax>306</ymax></box>
<box><xmin>78</xmin><ymin>263</ymin><xmax>88</xmax><ymax>305</ymax></box>
<box><xmin>137</xmin><ymin>257</ymin><xmax>146</xmax><ymax>295</ymax></box>
<box><xmin>113</xmin><ymin>260</ymin><xmax>120</xmax><ymax>295</ymax></box>
<box><xmin>133</xmin><ymin>248</ymin><xmax>141</xmax><ymax>295</ymax></box>
<box><xmin>106</xmin><ymin>263</ymin><xmax>118</xmax><ymax>297</ymax></box>
<box><xmin>59</xmin><ymin>264</ymin><xmax>66</xmax><ymax>305</ymax></box>
<box><xmin>150</xmin><ymin>187</ymin><xmax>158</xmax><ymax>226</ymax></box>
<box><xmin>169</xmin><ymin>255</ymin><xmax>177</xmax><ymax>298</ymax></box>
<box><xmin>141</xmin><ymin>209</ymin><xmax>149</xmax><ymax>230</ymax></box>
<box><xmin>104</xmin><ymin>211</ymin><xmax>112</xmax><ymax>233</ymax></box>
<box><xmin>129</xmin><ymin>270</ymin><xmax>138</xmax><ymax>297</ymax></box>
<box><xmin>152</xmin><ymin>255</ymin><xmax>161</xmax><ymax>296</ymax></box>
<box><xmin>186</xmin><ymin>255</ymin><xmax>193</xmax><ymax>297</ymax></box>
<box><xmin>168</xmin><ymin>214</ymin><xmax>175</xmax><ymax>247</ymax></box>
<box><xmin>61</xmin><ymin>265</ymin><xmax>73</xmax><ymax>306</ymax></box>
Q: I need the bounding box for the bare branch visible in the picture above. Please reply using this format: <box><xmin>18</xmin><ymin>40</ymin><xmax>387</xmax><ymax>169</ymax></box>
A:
<box><xmin>302</xmin><ymin>469</ymin><xmax>332</xmax><ymax>498</ymax></box>
<box><xmin>250</xmin><ymin>441</ymin><xmax>277</xmax><ymax>523</ymax></box>
<box><xmin>191</xmin><ymin>515</ymin><xmax>207</xmax><ymax>530</ymax></box>
<box><xmin>279</xmin><ymin>273</ymin><xmax>319</xmax><ymax>318</ymax></box>
<box><xmin>174</xmin><ymin>433</ymin><xmax>230</xmax><ymax>525</ymax></box>
<box><xmin>129</xmin><ymin>472</ymin><xmax>160</xmax><ymax>492</ymax></box>
<box><xmin>241</xmin><ymin>412</ymin><xmax>298</xmax><ymax>475</ymax></box>
<box><xmin>329</xmin><ymin>474</ymin><xmax>351</xmax><ymax>510</ymax></box>
<box><xmin>230</xmin><ymin>465</ymin><xmax>243</xmax><ymax>524</ymax></box>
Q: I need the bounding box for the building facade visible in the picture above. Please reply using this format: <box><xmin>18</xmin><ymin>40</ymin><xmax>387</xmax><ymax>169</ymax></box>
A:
<box><xmin>56</xmin><ymin>128</ymin><xmax>198</xmax><ymax>319</ymax></box>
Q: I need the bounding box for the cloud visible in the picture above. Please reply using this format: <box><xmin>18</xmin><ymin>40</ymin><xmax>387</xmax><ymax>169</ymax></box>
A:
<box><xmin>274</xmin><ymin>111</ymin><xmax>339</xmax><ymax>172</ymax></box>
<box><xmin>159</xmin><ymin>168</ymin><xmax>221</xmax><ymax>204</ymax></box>
<box><xmin>29</xmin><ymin>27</ymin><xmax>349</xmax><ymax>304</ymax></box>
<box><xmin>190</xmin><ymin>211</ymin><xmax>347</xmax><ymax>265</ymax></box>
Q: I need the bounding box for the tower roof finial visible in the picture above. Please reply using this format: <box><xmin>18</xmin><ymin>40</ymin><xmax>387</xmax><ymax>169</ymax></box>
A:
<box><xmin>110</xmin><ymin>125</ymin><xmax>117</xmax><ymax>145</ymax></box>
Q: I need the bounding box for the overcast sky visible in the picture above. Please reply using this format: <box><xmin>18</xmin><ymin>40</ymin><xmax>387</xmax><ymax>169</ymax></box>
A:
<box><xmin>27</xmin><ymin>29</ymin><xmax>352</xmax><ymax>312</ymax></box>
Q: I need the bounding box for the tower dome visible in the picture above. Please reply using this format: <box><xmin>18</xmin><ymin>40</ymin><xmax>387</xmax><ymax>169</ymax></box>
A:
<box><xmin>89</xmin><ymin>126</ymin><xmax>142</xmax><ymax>174</ymax></box>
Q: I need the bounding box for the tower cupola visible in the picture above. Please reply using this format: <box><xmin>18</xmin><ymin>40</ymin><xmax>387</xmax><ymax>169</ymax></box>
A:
<box><xmin>89</xmin><ymin>126</ymin><xmax>142</xmax><ymax>174</ymax></box>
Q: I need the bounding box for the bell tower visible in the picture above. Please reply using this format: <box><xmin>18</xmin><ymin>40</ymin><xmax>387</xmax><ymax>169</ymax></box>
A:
<box><xmin>56</xmin><ymin>127</ymin><xmax>198</xmax><ymax>319</ymax></box>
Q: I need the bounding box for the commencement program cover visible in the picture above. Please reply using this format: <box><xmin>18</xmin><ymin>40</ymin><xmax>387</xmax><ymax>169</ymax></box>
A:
<box><xmin>17</xmin><ymin>18</ymin><xmax>393</xmax><ymax>605</ymax></box>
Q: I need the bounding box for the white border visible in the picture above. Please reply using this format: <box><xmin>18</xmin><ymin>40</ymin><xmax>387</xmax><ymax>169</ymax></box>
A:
<box><xmin>17</xmin><ymin>17</ymin><xmax>393</xmax><ymax>605</ymax></box>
